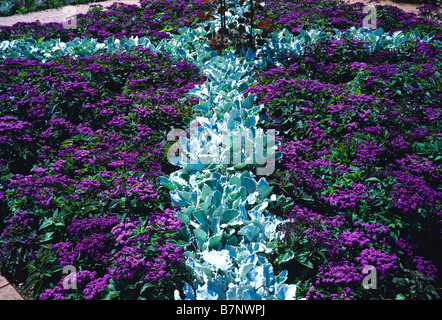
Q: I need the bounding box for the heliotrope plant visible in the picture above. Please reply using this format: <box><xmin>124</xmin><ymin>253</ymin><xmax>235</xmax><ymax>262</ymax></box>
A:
<box><xmin>0</xmin><ymin>41</ymin><xmax>206</xmax><ymax>299</ymax></box>
<box><xmin>247</xmin><ymin>30</ymin><xmax>441</xmax><ymax>299</ymax></box>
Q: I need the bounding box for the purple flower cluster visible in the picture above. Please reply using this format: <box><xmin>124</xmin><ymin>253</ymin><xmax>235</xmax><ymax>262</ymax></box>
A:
<box><xmin>320</xmin><ymin>182</ymin><xmax>369</xmax><ymax>210</ymax></box>
<box><xmin>0</xmin><ymin>42</ymin><xmax>204</xmax><ymax>299</ymax></box>
<box><xmin>39</xmin><ymin>209</ymin><xmax>184</xmax><ymax>300</ymax></box>
<box><xmin>0</xmin><ymin>50</ymin><xmax>206</xmax><ymax>203</ymax></box>
<box><xmin>353</xmin><ymin>140</ymin><xmax>385</xmax><ymax>168</ymax></box>
<box><xmin>39</xmin><ymin>270</ymin><xmax>108</xmax><ymax>300</ymax></box>
<box><xmin>281</xmin><ymin>204</ymin><xmax>438</xmax><ymax>299</ymax></box>
<box><xmin>355</xmin><ymin>247</ymin><xmax>398</xmax><ymax>280</ymax></box>
<box><xmin>260</xmin><ymin>0</ymin><xmax>441</xmax><ymax>36</ymax></box>
<box><xmin>1</xmin><ymin>0</ymin><xmax>441</xmax><ymax>301</ymax></box>
<box><xmin>0</xmin><ymin>210</ymin><xmax>40</xmax><ymax>252</ymax></box>
<box><xmin>316</xmin><ymin>261</ymin><xmax>364</xmax><ymax>286</ymax></box>
<box><xmin>389</xmin><ymin>171</ymin><xmax>442</xmax><ymax>214</ymax></box>
<box><xmin>254</xmin><ymin>31</ymin><xmax>441</xmax><ymax>299</ymax></box>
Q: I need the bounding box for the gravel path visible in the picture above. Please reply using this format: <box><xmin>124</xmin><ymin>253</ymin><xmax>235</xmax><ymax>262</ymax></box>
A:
<box><xmin>344</xmin><ymin>0</ymin><xmax>428</xmax><ymax>13</ymax></box>
<box><xmin>0</xmin><ymin>0</ymin><xmax>142</xmax><ymax>27</ymax></box>
<box><xmin>0</xmin><ymin>0</ymin><xmax>439</xmax><ymax>28</ymax></box>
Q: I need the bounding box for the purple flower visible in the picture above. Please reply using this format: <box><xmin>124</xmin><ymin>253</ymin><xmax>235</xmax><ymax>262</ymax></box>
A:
<box><xmin>82</xmin><ymin>274</ymin><xmax>110</xmax><ymax>300</ymax></box>
<box><xmin>317</xmin><ymin>261</ymin><xmax>363</xmax><ymax>286</ymax></box>
<box><xmin>390</xmin><ymin>171</ymin><xmax>442</xmax><ymax>213</ymax></box>
<box><xmin>320</xmin><ymin>182</ymin><xmax>369</xmax><ymax>210</ymax></box>
<box><xmin>356</xmin><ymin>247</ymin><xmax>398</xmax><ymax>280</ymax></box>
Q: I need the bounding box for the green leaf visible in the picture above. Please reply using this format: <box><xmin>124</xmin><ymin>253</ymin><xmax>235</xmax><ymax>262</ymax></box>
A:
<box><xmin>238</xmin><ymin>224</ymin><xmax>260</xmax><ymax>242</ymax></box>
<box><xmin>209</xmin><ymin>232</ymin><xmax>223</xmax><ymax>249</ymax></box>
<box><xmin>243</xmin><ymin>95</ymin><xmax>255</xmax><ymax>110</ymax></box>
<box><xmin>194</xmin><ymin>227</ymin><xmax>208</xmax><ymax>242</ymax></box>
<box><xmin>171</xmin><ymin>191</ymin><xmax>187</xmax><ymax>207</ymax></box>
<box><xmin>211</xmin><ymin>190</ymin><xmax>222</xmax><ymax>207</ymax></box>
<box><xmin>140</xmin><ymin>283</ymin><xmax>154</xmax><ymax>295</ymax></box>
<box><xmin>193</xmin><ymin>210</ymin><xmax>208</xmax><ymax>225</ymax></box>
<box><xmin>200</xmin><ymin>184</ymin><xmax>213</xmax><ymax>201</ymax></box>
<box><xmin>39</xmin><ymin>218</ymin><xmax>53</xmax><ymax>231</ymax></box>
<box><xmin>178</xmin><ymin>226</ymin><xmax>192</xmax><ymax>242</ymax></box>
<box><xmin>276</xmin><ymin>249</ymin><xmax>294</xmax><ymax>264</ymax></box>
<box><xmin>221</xmin><ymin>209</ymin><xmax>240</xmax><ymax>225</ymax></box>
<box><xmin>238</xmin><ymin>82</ymin><xmax>249</xmax><ymax>93</ymax></box>
<box><xmin>159</xmin><ymin>176</ymin><xmax>176</xmax><ymax>190</ymax></box>
<box><xmin>245</xmin><ymin>116</ymin><xmax>256</xmax><ymax>128</ymax></box>
<box><xmin>239</xmin><ymin>263</ymin><xmax>254</xmax><ymax>280</ymax></box>
<box><xmin>41</xmin><ymin>232</ymin><xmax>54</xmax><ymax>242</ymax></box>
<box><xmin>229</xmin><ymin>175</ymin><xmax>242</xmax><ymax>187</ymax></box>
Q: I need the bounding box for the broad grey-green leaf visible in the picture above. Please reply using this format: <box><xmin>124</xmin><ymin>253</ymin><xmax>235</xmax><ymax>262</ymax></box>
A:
<box><xmin>200</xmin><ymin>193</ymin><xmax>212</xmax><ymax>212</ymax></box>
<box><xmin>238</xmin><ymin>224</ymin><xmax>261</xmax><ymax>242</ymax></box>
<box><xmin>239</xmin><ymin>263</ymin><xmax>255</xmax><ymax>280</ymax></box>
<box><xmin>257</xmin><ymin>178</ymin><xmax>272</xmax><ymax>199</ymax></box>
<box><xmin>238</xmin><ymin>82</ymin><xmax>249</xmax><ymax>93</ymax></box>
<box><xmin>170</xmin><ymin>191</ymin><xmax>187</xmax><ymax>207</ymax></box>
<box><xmin>209</xmin><ymin>232</ymin><xmax>223</xmax><ymax>249</ymax></box>
<box><xmin>225</xmin><ymin>235</ymin><xmax>238</xmax><ymax>246</ymax></box>
<box><xmin>178</xmin><ymin>225</ymin><xmax>192</xmax><ymax>242</ymax></box>
<box><xmin>245</xmin><ymin>116</ymin><xmax>256</xmax><ymax>128</ymax></box>
<box><xmin>200</xmin><ymin>183</ymin><xmax>212</xmax><ymax>202</ymax></box>
<box><xmin>243</xmin><ymin>95</ymin><xmax>255</xmax><ymax>110</ymax></box>
<box><xmin>194</xmin><ymin>227</ymin><xmax>208</xmax><ymax>243</ymax></box>
<box><xmin>210</xmin><ymin>216</ymin><xmax>221</xmax><ymax>234</ymax></box>
<box><xmin>221</xmin><ymin>209</ymin><xmax>240</xmax><ymax>225</ymax></box>
<box><xmin>239</xmin><ymin>186</ymin><xmax>247</xmax><ymax>199</ymax></box>
<box><xmin>183</xmin><ymin>283</ymin><xmax>196</xmax><ymax>300</ymax></box>
<box><xmin>229</xmin><ymin>175</ymin><xmax>242</xmax><ymax>187</ymax></box>
<box><xmin>178</xmin><ymin>212</ymin><xmax>190</xmax><ymax>225</ymax></box>
<box><xmin>243</xmin><ymin>177</ymin><xmax>257</xmax><ymax>194</ymax></box>
<box><xmin>193</xmin><ymin>210</ymin><xmax>208</xmax><ymax>225</ymax></box>
<box><xmin>211</xmin><ymin>190</ymin><xmax>222</xmax><ymax>207</ymax></box>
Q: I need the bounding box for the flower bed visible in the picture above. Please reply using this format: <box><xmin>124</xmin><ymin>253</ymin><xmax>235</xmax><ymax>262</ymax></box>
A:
<box><xmin>0</xmin><ymin>0</ymin><xmax>441</xmax><ymax>300</ymax></box>
<box><xmin>247</xmin><ymin>32</ymin><xmax>442</xmax><ymax>299</ymax></box>
<box><xmin>0</xmin><ymin>45</ymin><xmax>205</xmax><ymax>299</ymax></box>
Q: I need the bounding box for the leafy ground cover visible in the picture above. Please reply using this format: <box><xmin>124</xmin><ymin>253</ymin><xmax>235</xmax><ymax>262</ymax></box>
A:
<box><xmin>0</xmin><ymin>0</ymin><xmax>441</xmax><ymax>300</ymax></box>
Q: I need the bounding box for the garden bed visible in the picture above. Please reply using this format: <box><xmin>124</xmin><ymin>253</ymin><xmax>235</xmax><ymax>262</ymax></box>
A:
<box><xmin>0</xmin><ymin>0</ymin><xmax>441</xmax><ymax>300</ymax></box>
